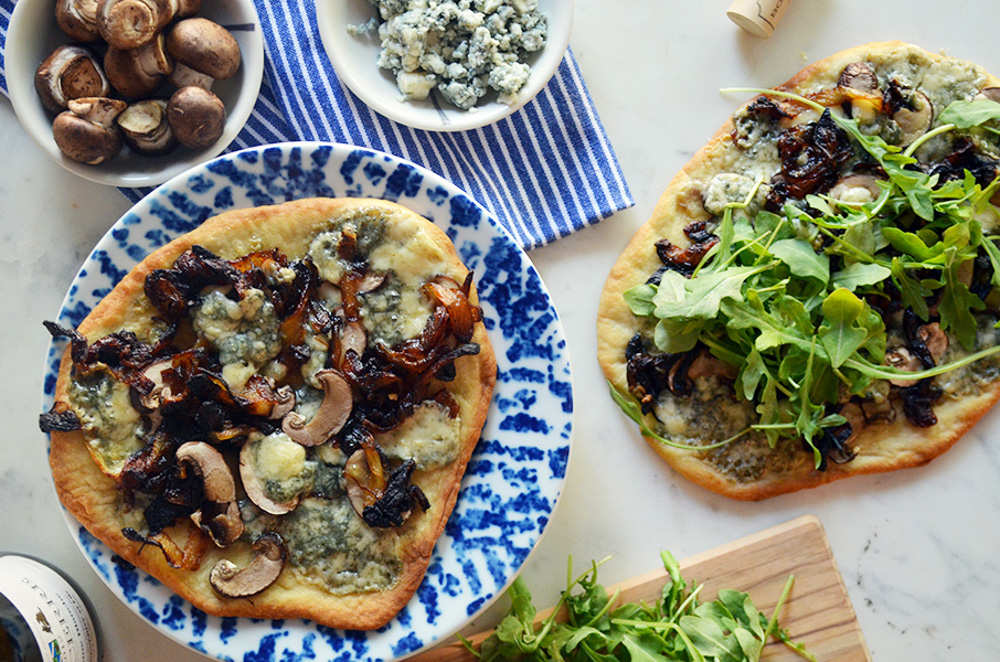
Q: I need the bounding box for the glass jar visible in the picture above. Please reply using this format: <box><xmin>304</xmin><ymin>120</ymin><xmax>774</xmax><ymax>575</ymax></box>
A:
<box><xmin>0</xmin><ymin>554</ymin><xmax>101</xmax><ymax>662</ymax></box>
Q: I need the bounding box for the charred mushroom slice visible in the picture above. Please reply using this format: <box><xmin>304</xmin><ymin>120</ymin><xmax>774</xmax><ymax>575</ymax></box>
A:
<box><xmin>209</xmin><ymin>532</ymin><xmax>286</xmax><ymax>598</ymax></box>
<box><xmin>917</xmin><ymin>322</ymin><xmax>948</xmax><ymax>364</ymax></box>
<box><xmin>52</xmin><ymin>97</ymin><xmax>126</xmax><ymax>164</ymax></box>
<box><xmin>118</xmin><ymin>99</ymin><xmax>177</xmax><ymax>156</ymax></box>
<box><xmin>166</xmin><ymin>17</ymin><xmax>241</xmax><ymax>81</ymax></box>
<box><xmin>838</xmin><ymin>61</ymin><xmax>879</xmax><ymax>92</ymax></box>
<box><xmin>176</xmin><ymin>441</ymin><xmax>243</xmax><ymax>546</ymax></box>
<box><xmin>34</xmin><ymin>45</ymin><xmax>110</xmax><ymax>113</ymax></box>
<box><xmin>281</xmin><ymin>369</ymin><xmax>352</xmax><ymax>446</ymax></box>
<box><xmin>104</xmin><ymin>35</ymin><xmax>172</xmax><ymax>99</ymax></box>
<box><xmin>166</xmin><ymin>85</ymin><xmax>226</xmax><ymax>149</ymax></box>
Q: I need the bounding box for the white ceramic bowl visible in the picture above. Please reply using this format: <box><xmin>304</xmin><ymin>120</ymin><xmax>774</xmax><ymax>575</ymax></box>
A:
<box><xmin>318</xmin><ymin>0</ymin><xmax>574</xmax><ymax>132</ymax></box>
<box><xmin>6</xmin><ymin>0</ymin><xmax>264</xmax><ymax>188</ymax></box>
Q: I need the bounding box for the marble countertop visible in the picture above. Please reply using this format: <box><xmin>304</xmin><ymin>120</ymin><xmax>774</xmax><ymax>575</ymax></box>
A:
<box><xmin>2</xmin><ymin>1</ymin><xmax>998</xmax><ymax>660</ymax></box>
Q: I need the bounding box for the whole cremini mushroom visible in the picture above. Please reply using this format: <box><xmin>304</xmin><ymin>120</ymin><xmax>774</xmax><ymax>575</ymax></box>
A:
<box><xmin>166</xmin><ymin>17</ymin><xmax>241</xmax><ymax>82</ymax></box>
<box><xmin>166</xmin><ymin>85</ymin><xmax>226</xmax><ymax>149</ymax></box>
<box><xmin>55</xmin><ymin>0</ymin><xmax>101</xmax><ymax>42</ymax></box>
<box><xmin>52</xmin><ymin>96</ymin><xmax>126</xmax><ymax>164</ymax></box>
<box><xmin>35</xmin><ymin>45</ymin><xmax>110</xmax><ymax>113</ymax></box>
<box><xmin>96</xmin><ymin>0</ymin><xmax>175</xmax><ymax>49</ymax></box>
<box><xmin>104</xmin><ymin>34</ymin><xmax>173</xmax><ymax>99</ymax></box>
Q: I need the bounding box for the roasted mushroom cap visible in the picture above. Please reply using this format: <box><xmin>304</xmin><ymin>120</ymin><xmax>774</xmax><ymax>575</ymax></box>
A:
<box><xmin>166</xmin><ymin>17</ymin><xmax>241</xmax><ymax>81</ymax></box>
<box><xmin>118</xmin><ymin>99</ymin><xmax>177</xmax><ymax>156</ymax></box>
<box><xmin>104</xmin><ymin>35</ymin><xmax>172</xmax><ymax>99</ymax></box>
<box><xmin>34</xmin><ymin>45</ymin><xmax>110</xmax><ymax>113</ymax></box>
<box><xmin>166</xmin><ymin>85</ymin><xmax>226</xmax><ymax>149</ymax></box>
<box><xmin>281</xmin><ymin>370</ymin><xmax>353</xmax><ymax>446</ymax></box>
<box><xmin>56</xmin><ymin>0</ymin><xmax>101</xmax><ymax>42</ymax></box>
<box><xmin>176</xmin><ymin>441</ymin><xmax>244</xmax><ymax>546</ymax></box>
<box><xmin>209</xmin><ymin>532</ymin><xmax>287</xmax><ymax>598</ymax></box>
<box><xmin>52</xmin><ymin>97</ymin><xmax>126</xmax><ymax>164</ymax></box>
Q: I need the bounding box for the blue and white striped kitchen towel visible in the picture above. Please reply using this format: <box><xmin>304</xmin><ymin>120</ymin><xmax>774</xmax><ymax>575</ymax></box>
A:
<box><xmin>0</xmin><ymin>0</ymin><xmax>633</xmax><ymax>250</ymax></box>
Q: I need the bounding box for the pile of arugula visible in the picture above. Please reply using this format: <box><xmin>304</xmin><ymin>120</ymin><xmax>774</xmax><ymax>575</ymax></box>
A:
<box><xmin>618</xmin><ymin>91</ymin><xmax>1000</xmax><ymax>465</ymax></box>
<box><xmin>467</xmin><ymin>551</ymin><xmax>813</xmax><ymax>662</ymax></box>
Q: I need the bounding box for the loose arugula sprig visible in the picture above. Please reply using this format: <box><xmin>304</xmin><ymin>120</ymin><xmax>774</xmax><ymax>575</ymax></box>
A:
<box><xmin>466</xmin><ymin>551</ymin><xmax>815</xmax><ymax>662</ymax></box>
<box><xmin>618</xmin><ymin>90</ymin><xmax>1000</xmax><ymax>465</ymax></box>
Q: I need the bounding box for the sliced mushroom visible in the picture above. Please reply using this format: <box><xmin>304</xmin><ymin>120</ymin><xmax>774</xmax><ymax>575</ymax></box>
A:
<box><xmin>828</xmin><ymin>173</ymin><xmax>883</xmax><ymax>204</ymax></box>
<box><xmin>96</xmin><ymin>0</ymin><xmax>173</xmax><ymax>49</ymax></box>
<box><xmin>166</xmin><ymin>85</ymin><xmax>226</xmax><ymax>149</ymax></box>
<box><xmin>860</xmin><ymin>397</ymin><xmax>896</xmax><ymax>424</ymax></box>
<box><xmin>104</xmin><ymin>35</ymin><xmax>172</xmax><ymax>99</ymax></box>
<box><xmin>138</xmin><ymin>357</ymin><xmax>175</xmax><ymax>409</ymax></box>
<box><xmin>884</xmin><ymin>347</ymin><xmax>924</xmax><ymax>387</ymax></box>
<box><xmin>917</xmin><ymin>322</ymin><xmax>948</xmax><ymax>365</ymax></box>
<box><xmin>166</xmin><ymin>17</ymin><xmax>241</xmax><ymax>81</ymax></box>
<box><xmin>339</xmin><ymin>320</ymin><xmax>368</xmax><ymax>365</ymax></box>
<box><xmin>686</xmin><ymin>350</ymin><xmax>739</xmax><ymax>381</ymax></box>
<box><xmin>838</xmin><ymin>61</ymin><xmax>879</xmax><ymax>93</ymax></box>
<box><xmin>894</xmin><ymin>91</ymin><xmax>933</xmax><ymax>146</ymax></box>
<box><xmin>34</xmin><ymin>45</ymin><xmax>110</xmax><ymax>113</ymax></box>
<box><xmin>52</xmin><ymin>97</ymin><xmax>126</xmax><ymax>164</ymax></box>
<box><xmin>56</xmin><ymin>0</ymin><xmax>101</xmax><ymax>42</ymax></box>
<box><xmin>176</xmin><ymin>441</ymin><xmax>243</xmax><ymax>546</ymax></box>
<box><xmin>268</xmin><ymin>386</ymin><xmax>297</xmax><ymax>420</ymax></box>
<box><xmin>118</xmin><ymin>99</ymin><xmax>177</xmax><ymax>156</ymax></box>
<box><xmin>977</xmin><ymin>87</ymin><xmax>1000</xmax><ymax>103</ymax></box>
<box><xmin>239</xmin><ymin>435</ymin><xmax>307</xmax><ymax>515</ymax></box>
<box><xmin>209</xmin><ymin>532</ymin><xmax>286</xmax><ymax>598</ymax></box>
<box><xmin>281</xmin><ymin>369</ymin><xmax>352</xmax><ymax>446</ymax></box>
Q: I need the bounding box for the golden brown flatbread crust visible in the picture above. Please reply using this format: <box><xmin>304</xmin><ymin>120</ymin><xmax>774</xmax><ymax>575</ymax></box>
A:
<box><xmin>49</xmin><ymin>197</ymin><xmax>496</xmax><ymax>629</ymax></box>
<box><xmin>598</xmin><ymin>42</ymin><xmax>1000</xmax><ymax>500</ymax></box>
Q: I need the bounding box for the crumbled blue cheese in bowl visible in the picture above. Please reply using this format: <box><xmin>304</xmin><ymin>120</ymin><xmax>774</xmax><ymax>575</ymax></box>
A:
<box><xmin>350</xmin><ymin>0</ymin><xmax>548</xmax><ymax>110</ymax></box>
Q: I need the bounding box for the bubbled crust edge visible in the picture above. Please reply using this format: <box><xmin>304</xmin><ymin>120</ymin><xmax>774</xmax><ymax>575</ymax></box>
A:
<box><xmin>597</xmin><ymin>41</ymin><xmax>1000</xmax><ymax>501</ymax></box>
<box><xmin>48</xmin><ymin>197</ymin><xmax>497</xmax><ymax>629</ymax></box>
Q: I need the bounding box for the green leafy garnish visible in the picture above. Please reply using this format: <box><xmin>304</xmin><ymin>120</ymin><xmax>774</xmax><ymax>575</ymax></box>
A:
<box><xmin>467</xmin><ymin>551</ymin><xmax>815</xmax><ymax>662</ymax></box>
<box><xmin>617</xmin><ymin>88</ymin><xmax>1000</xmax><ymax>466</ymax></box>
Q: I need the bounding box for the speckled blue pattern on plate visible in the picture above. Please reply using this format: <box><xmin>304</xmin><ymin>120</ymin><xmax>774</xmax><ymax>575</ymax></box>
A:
<box><xmin>41</xmin><ymin>142</ymin><xmax>573</xmax><ymax>662</ymax></box>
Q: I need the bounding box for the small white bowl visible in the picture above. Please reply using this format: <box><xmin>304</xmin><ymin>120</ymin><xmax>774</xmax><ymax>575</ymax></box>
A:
<box><xmin>318</xmin><ymin>0</ymin><xmax>574</xmax><ymax>132</ymax></box>
<box><xmin>6</xmin><ymin>0</ymin><xmax>264</xmax><ymax>188</ymax></box>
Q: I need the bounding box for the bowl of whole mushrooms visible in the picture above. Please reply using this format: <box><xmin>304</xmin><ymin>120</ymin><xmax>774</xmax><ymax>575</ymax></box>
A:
<box><xmin>6</xmin><ymin>0</ymin><xmax>264</xmax><ymax>187</ymax></box>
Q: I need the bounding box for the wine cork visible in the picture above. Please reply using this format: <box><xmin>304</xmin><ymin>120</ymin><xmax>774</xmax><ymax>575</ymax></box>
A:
<box><xmin>727</xmin><ymin>0</ymin><xmax>792</xmax><ymax>39</ymax></box>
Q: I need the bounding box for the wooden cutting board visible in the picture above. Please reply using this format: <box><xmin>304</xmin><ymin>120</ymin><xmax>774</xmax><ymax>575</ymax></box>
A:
<box><xmin>411</xmin><ymin>514</ymin><xmax>870</xmax><ymax>661</ymax></box>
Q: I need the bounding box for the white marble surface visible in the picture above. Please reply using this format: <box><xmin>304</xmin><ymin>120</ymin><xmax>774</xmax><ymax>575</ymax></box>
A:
<box><xmin>2</xmin><ymin>1</ymin><xmax>999</xmax><ymax>660</ymax></box>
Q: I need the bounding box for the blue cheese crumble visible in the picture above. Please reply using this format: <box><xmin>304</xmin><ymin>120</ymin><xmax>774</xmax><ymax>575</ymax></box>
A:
<box><xmin>352</xmin><ymin>0</ymin><xmax>547</xmax><ymax>110</ymax></box>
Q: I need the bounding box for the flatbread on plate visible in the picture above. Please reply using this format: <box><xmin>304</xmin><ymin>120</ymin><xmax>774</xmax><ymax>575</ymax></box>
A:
<box><xmin>598</xmin><ymin>42</ymin><xmax>1000</xmax><ymax>500</ymax></box>
<box><xmin>46</xmin><ymin>197</ymin><xmax>496</xmax><ymax>629</ymax></box>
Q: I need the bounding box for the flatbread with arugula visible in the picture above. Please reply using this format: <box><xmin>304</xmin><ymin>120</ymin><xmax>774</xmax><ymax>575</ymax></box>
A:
<box><xmin>42</xmin><ymin>197</ymin><xmax>496</xmax><ymax>629</ymax></box>
<box><xmin>598</xmin><ymin>42</ymin><xmax>1000</xmax><ymax>500</ymax></box>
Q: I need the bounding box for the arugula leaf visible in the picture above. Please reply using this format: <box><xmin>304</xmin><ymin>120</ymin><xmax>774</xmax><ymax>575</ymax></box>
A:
<box><xmin>818</xmin><ymin>288</ymin><xmax>872</xmax><ymax>368</ymax></box>
<box><xmin>832</xmin><ymin>262</ymin><xmax>891</xmax><ymax>291</ymax></box>
<box><xmin>937</xmin><ymin>98</ymin><xmax>1000</xmax><ymax>128</ymax></box>
<box><xmin>654</xmin><ymin>265</ymin><xmax>767</xmax><ymax>320</ymax></box>
<box><xmin>623</xmin><ymin>283</ymin><xmax>657</xmax><ymax>317</ymax></box>
<box><xmin>937</xmin><ymin>248</ymin><xmax>985</xmax><ymax>350</ymax></box>
<box><xmin>769</xmin><ymin>238</ymin><xmax>830</xmax><ymax>284</ymax></box>
<box><xmin>470</xmin><ymin>551</ymin><xmax>813</xmax><ymax>662</ymax></box>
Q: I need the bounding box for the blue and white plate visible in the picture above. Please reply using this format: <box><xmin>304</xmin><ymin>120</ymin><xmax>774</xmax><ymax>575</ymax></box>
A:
<box><xmin>42</xmin><ymin>142</ymin><xmax>574</xmax><ymax>661</ymax></box>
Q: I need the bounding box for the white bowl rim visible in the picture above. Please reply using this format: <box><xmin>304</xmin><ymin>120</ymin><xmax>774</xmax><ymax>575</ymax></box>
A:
<box><xmin>5</xmin><ymin>0</ymin><xmax>265</xmax><ymax>188</ymax></box>
<box><xmin>318</xmin><ymin>0</ymin><xmax>575</xmax><ymax>132</ymax></box>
